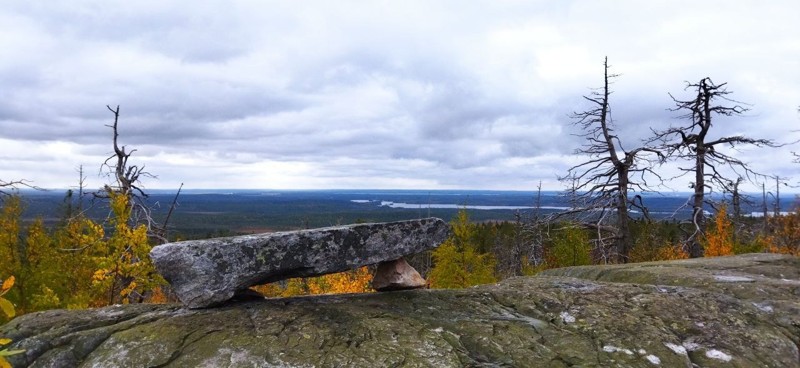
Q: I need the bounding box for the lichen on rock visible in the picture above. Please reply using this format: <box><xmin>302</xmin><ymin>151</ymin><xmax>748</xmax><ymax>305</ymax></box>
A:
<box><xmin>1</xmin><ymin>253</ymin><xmax>798</xmax><ymax>367</ymax></box>
<box><xmin>149</xmin><ymin>218</ymin><xmax>449</xmax><ymax>308</ymax></box>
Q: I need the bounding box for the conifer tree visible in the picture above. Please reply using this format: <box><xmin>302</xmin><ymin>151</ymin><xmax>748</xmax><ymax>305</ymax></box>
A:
<box><xmin>429</xmin><ymin>210</ymin><xmax>497</xmax><ymax>289</ymax></box>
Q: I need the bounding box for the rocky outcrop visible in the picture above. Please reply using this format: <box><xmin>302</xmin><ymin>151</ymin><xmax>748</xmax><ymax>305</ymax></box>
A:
<box><xmin>2</xmin><ymin>253</ymin><xmax>799</xmax><ymax>367</ymax></box>
<box><xmin>150</xmin><ymin>218</ymin><xmax>449</xmax><ymax>308</ymax></box>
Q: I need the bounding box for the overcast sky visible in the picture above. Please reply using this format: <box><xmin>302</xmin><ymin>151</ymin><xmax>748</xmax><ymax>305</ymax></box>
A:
<box><xmin>1</xmin><ymin>1</ymin><xmax>798</xmax><ymax>193</ymax></box>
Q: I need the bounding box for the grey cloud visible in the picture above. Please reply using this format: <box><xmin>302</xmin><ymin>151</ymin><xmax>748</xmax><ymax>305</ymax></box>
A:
<box><xmin>1</xmin><ymin>1</ymin><xmax>798</xmax><ymax>190</ymax></box>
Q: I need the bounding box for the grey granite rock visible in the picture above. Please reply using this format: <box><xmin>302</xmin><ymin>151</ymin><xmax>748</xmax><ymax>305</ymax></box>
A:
<box><xmin>149</xmin><ymin>218</ymin><xmax>449</xmax><ymax>308</ymax></box>
<box><xmin>3</xmin><ymin>254</ymin><xmax>798</xmax><ymax>367</ymax></box>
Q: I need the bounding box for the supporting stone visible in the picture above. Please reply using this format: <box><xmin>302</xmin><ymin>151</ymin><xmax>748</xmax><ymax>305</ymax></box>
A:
<box><xmin>372</xmin><ymin>258</ymin><xmax>427</xmax><ymax>291</ymax></box>
<box><xmin>150</xmin><ymin>218</ymin><xmax>449</xmax><ymax>308</ymax></box>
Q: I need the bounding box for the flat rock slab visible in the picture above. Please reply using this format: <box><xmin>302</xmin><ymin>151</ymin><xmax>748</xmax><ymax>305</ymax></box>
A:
<box><xmin>150</xmin><ymin>218</ymin><xmax>448</xmax><ymax>308</ymax></box>
<box><xmin>3</xmin><ymin>254</ymin><xmax>798</xmax><ymax>367</ymax></box>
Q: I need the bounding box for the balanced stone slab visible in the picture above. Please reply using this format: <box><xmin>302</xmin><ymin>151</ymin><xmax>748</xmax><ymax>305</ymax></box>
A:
<box><xmin>150</xmin><ymin>217</ymin><xmax>448</xmax><ymax>308</ymax></box>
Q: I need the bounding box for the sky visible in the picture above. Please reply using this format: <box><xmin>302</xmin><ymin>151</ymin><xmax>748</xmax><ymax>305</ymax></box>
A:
<box><xmin>1</xmin><ymin>1</ymin><xmax>798</xmax><ymax>193</ymax></box>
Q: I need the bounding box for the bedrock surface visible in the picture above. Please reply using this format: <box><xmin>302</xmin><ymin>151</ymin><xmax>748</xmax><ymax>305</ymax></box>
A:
<box><xmin>2</xmin><ymin>253</ymin><xmax>798</xmax><ymax>367</ymax></box>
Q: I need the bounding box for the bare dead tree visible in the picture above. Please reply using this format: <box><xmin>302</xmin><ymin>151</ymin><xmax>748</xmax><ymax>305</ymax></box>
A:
<box><xmin>0</xmin><ymin>179</ymin><xmax>28</xmax><ymax>197</ymax></box>
<box><xmin>723</xmin><ymin>177</ymin><xmax>746</xmax><ymax>219</ymax></box>
<box><xmin>158</xmin><ymin>182</ymin><xmax>183</xmax><ymax>242</ymax></box>
<box><xmin>651</xmin><ymin>78</ymin><xmax>778</xmax><ymax>257</ymax></box>
<box><xmin>721</xmin><ymin>176</ymin><xmax>758</xmax><ymax>245</ymax></box>
<box><xmin>515</xmin><ymin>181</ymin><xmax>550</xmax><ymax>273</ymax></box>
<box><xmin>99</xmin><ymin>105</ymin><xmax>181</xmax><ymax>244</ymax></box>
<box><xmin>558</xmin><ymin>58</ymin><xmax>664</xmax><ymax>263</ymax></box>
<box><xmin>102</xmin><ymin>105</ymin><xmax>153</xmax><ymax>199</ymax></box>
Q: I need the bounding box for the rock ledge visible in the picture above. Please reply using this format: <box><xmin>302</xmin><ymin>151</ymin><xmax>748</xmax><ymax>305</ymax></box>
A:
<box><xmin>2</xmin><ymin>253</ymin><xmax>798</xmax><ymax>367</ymax></box>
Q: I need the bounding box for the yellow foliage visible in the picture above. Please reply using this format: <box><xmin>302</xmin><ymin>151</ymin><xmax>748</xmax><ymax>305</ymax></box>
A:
<box><xmin>0</xmin><ymin>188</ymin><xmax>169</xmax><ymax>315</ymax></box>
<box><xmin>520</xmin><ymin>256</ymin><xmax>547</xmax><ymax>276</ymax></box>
<box><xmin>0</xmin><ymin>275</ymin><xmax>25</xmax><ymax>365</ymax></box>
<box><xmin>429</xmin><ymin>210</ymin><xmax>497</xmax><ymax>289</ymax></box>
<box><xmin>92</xmin><ymin>191</ymin><xmax>166</xmax><ymax>305</ymax></box>
<box><xmin>630</xmin><ymin>240</ymin><xmax>689</xmax><ymax>262</ymax></box>
<box><xmin>656</xmin><ymin>243</ymin><xmax>689</xmax><ymax>260</ymax></box>
<box><xmin>0</xmin><ymin>276</ymin><xmax>15</xmax><ymax>319</ymax></box>
<box><xmin>254</xmin><ymin>266</ymin><xmax>374</xmax><ymax>297</ymax></box>
<box><xmin>547</xmin><ymin>226</ymin><xmax>592</xmax><ymax>267</ymax></box>
<box><xmin>763</xmin><ymin>207</ymin><xmax>800</xmax><ymax>256</ymax></box>
<box><xmin>30</xmin><ymin>285</ymin><xmax>60</xmax><ymax>310</ymax></box>
<box><xmin>703</xmin><ymin>205</ymin><xmax>734</xmax><ymax>257</ymax></box>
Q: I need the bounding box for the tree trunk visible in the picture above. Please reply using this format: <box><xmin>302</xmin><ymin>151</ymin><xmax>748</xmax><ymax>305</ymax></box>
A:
<box><xmin>690</xmin><ymin>143</ymin><xmax>706</xmax><ymax>258</ymax></box>
<box><xmin>615</xmin><ymin>169</ymin><xmax>630</xmax><ymax>262</ymax></box>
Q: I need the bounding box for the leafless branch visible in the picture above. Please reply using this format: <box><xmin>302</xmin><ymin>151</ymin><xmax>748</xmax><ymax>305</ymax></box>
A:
<box><xmin>652</xmin><ymin>77</ymin><xmax>777</xmax><ymax>257</ymax></box>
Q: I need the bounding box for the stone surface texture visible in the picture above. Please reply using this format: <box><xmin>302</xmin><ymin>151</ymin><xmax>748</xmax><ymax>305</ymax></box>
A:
<box><xmin>372</xmin><ymin>258</ymin><xmax>427</xmax><ymax>291</ymax></box>
<box><xmin>149</xmin><ymin>218</ymin><xmax>449</xmax><ymax>308</ymax></box>
<box><xmin>2</xmin><ymin>253</ymin><xmax>799</xmax><ymax>367</ymax></box>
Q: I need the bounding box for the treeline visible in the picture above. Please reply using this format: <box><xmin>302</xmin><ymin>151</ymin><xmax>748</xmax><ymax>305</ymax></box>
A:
<box><xmin>0</xmin><ymin>193</ymin><xmax>166</xmax><ymax>323</ymax></box>
<box><xmin>246</xmin><ymin>204</ymin><xmax>799</xmax><ymax>297</ymax></box>
<box><xmin>416</xmin><ymin>205</ymin><xmax>799</xmax><ymax>290</ymax></box>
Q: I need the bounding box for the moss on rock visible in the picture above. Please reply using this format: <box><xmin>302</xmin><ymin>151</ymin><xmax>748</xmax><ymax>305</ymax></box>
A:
<box><xmin>2</xmin><ymin>253</ymin><xmax>798</xmax><ymax>367</ymax></box>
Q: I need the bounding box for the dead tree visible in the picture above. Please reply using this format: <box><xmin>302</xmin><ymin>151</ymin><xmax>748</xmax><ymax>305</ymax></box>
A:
<box><xmin>103</xmin><ymin>105</ymin><xmax>152</xmax><ymax>200</ymax></box>
<box><xmin>0</xmin><ymin>179</ymin><xmax>40</xmax><ymax>199</ymax></box>
<box><xmin>0</xmin><ymin>179</ymin><xmax>27</xmax><ymax>197</ymax></box>
<box><xmin>516</xmin><ymin>181</ymin><xmax>550</xmax><ymax>272</ymax></box>
<box><xmin>100</xmin><ymin>105</ymin><xmax>180</xmax><ymax>244</ymax></box>
<box><xmin>559</xmin><ymin>58</ymin><xmax>664</xmax><ymax>263</ymax></box>
<box><xmin>652</xmin><ymin>78</ymin><xmax>777</xmax><ymax>257</ymax></box>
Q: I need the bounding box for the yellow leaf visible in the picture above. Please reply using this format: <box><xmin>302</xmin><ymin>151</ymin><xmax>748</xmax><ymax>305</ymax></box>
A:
<box><xmin>0</xmin><ymin>299</ymin><xmax>15</xmax><ymax>319</ymax></box>
<box><xmin>0</xmin><ymin>356</ymin><xmax>10</xmax><ymax>368</ymax></box>
<box><xmin>0</xmin><ymin>339</ymin><xmax>9</xmax><ymax>346</ymax></box>
<box><xmin>0</xmin><ymin>277</ymin><xmax>13</xmax><ymax>293</ymax></box>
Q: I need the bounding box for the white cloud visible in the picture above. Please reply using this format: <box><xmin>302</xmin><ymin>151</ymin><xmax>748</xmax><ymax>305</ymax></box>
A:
<box><xmin>0</xmin><ymin>1</ymin><xmax>798</xmax><ymax>191</ymax></box>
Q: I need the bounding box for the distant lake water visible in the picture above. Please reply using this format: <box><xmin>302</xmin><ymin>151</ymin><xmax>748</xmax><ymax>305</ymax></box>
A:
<box><xmin>349</xmin><ymin>199</ymin><xmax>569</xmax><ymax>211</ymax></box>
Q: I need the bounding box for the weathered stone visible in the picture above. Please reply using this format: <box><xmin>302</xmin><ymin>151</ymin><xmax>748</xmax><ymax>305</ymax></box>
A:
<box><xmin>149</xmin><ymin>218</ymin><xmax>449</xmax><ymax>308</ymax></box>
<box><xmin>3</xmin><ymin>253</ymin><xmax>798</xmax><ymax>367</ymax></box>
<box><xmin>372</xmin><ymin>257</ymin><xmax>427</xmax><ymax>291</ymax></box>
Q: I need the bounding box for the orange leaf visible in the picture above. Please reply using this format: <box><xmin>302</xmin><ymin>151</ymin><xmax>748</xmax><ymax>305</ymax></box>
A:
<box><xmin>1</xmin><ymin>277</ymin><xmax>13</xmax><ymax>293</ymax></box>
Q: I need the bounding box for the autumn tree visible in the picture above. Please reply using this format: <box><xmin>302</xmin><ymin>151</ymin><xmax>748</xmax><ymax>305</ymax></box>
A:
<box><xmin>703</xmin><ymin>205</ymin><xmax>734</xmax><ymax>257</ymax></box>
<box><xmin>560</xmin><ymin>58</ymin><xmax>663</xmax><ymax>262</ymax></box>
<box><xmin>429</xmin><ymin>209</ymin><xmax>497</xmax><ymax>289</ymax></box>
<box><xmin>547</xmin><ymin>226</ymin><xmax>592</xmax><ymax>267</ymax></box>
<box><xmin>93</xmin><ymin>106</ymin><xmax>171</xmax><ymax>303</ymax></box>
<box><xmin>0</xmin><ymin>197</ymin><xmax>74</xmax><ymax>313</ymax></box>
<box><xmin>764</xmin><ymin>207</ymin><xmax>800</xmax><ymax>256</ymax></box>
<box><xmin>92</xmin><ymin>190</ymin><xmax>165</xmax><ymax>305</ymax></box>
<box><xmin>652</xmin><ymin>78</ymin><xmax>777</xmax><ymax>257</ymax></box>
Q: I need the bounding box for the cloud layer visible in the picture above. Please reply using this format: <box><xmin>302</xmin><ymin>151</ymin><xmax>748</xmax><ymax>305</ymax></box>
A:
<box><xmin>1</xmin><ymin>1</ymin><xmax>798</xmax><ymax>191</ymax></box>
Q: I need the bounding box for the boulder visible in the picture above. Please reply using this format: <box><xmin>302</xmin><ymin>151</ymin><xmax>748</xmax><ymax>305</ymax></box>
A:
<box><xmin>2</xmin><ymin>253</ymin><xmax>798</xmax><ymax>367</ymax></box>
<box><xmin>372</xmin><ymin>257</ymin><xmax>427</xmax><ymax>291</ymax></box>
<box><xmin>149</xmin><ymin>218</ymin><xmax>449</xmax><ymax>308</ymax></box>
